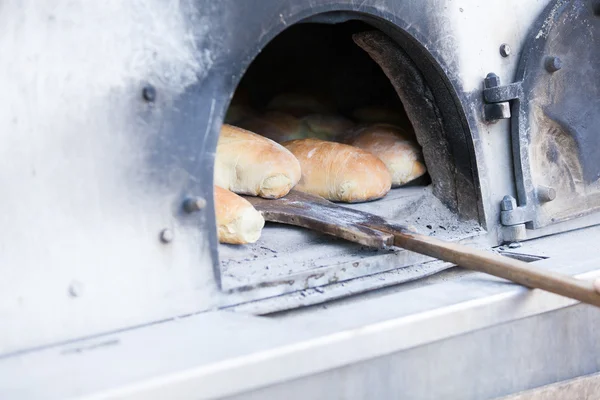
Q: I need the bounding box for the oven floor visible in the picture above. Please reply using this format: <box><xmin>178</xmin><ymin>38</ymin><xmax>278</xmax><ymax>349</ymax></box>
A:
<box><xmin>219</xmin><ymin>186</ymin><xmax>482</xmax><ymax>291</ymax></box>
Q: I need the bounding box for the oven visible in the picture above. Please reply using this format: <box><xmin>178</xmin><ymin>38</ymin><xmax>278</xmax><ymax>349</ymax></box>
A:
<box><xmin>2</xmin><ymin>0</ymin><xmax>600</xmax><ymax>398</ymax></box>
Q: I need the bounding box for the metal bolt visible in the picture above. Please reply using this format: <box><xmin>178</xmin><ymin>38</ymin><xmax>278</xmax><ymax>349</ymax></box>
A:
<box><xmin>183</xmin><ymin>197</ymin><xmax>207</xmax><ymax>213</ymax></box>
<box><xmin>484</xmin><ymin>72</ymin><xmax>501</xmax><ymax>88</ymax></box>
<box><xmin>68</xmin><ymin>281</ymin><xmax>83</xmax><ymax>298</ymax></box>
<box><xmin>142</xmin><ymin>85</ymin><xmax>156</xmax><ymax>102</ymax></box>
<box><xmin>499</xmin><ymin>44</ymin><xmax>511</xmax><ymax>57</ymax></box>
<box><xmin>159</xmin><ymin>228</ymin><xmax>174</xmax><ymax>243</ymax></box>
<box><xmin>500</xmin><ymin>195</ymin><xmax>517</xmax><ymax>211</ymax></box>
<box><xmin>545</xmin><ymin>56</ymin><xmax>562</xmax><ymax>73</ymax></box>
<box><xmin>537</xmin><ymin>185</ymin><xmax>556</xmax><ymax>203</ymax></box>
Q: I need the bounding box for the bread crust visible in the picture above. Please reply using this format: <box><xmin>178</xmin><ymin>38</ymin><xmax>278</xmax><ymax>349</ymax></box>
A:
<box><xmin>283</xmin><ymin>138</ymin><xmax>391</xmax><ymax>203</ymax></box>
<box><xmin>215</xmin><ymin>124</ymin><xmax>302</xmax><ymax>199</ymax></box>
<box><xmin>348</xmin><ymin>124</ymin><xmax>426</xmax><ymax>187</ymax></box>
<box><xmin>214</xmin><ymin>185</ymin><xmax>265</xmax><ymax>244</ymax></box>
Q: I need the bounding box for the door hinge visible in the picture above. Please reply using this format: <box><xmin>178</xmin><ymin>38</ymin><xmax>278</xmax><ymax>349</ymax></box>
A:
<box><xmin>482</xmin><ymin>73</ymin><xmax>522</xmax><ymax>122</ymax></box>
<box><xmin>499</xmin><ymin>195</ymin><xmax>532</xmax><ymax>243</ymax></box>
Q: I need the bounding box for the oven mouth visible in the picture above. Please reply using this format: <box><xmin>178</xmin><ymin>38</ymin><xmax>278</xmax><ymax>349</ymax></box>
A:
<box><xmin>216</xmin><ymin>17</ymin><xmax>484</xmax><ymax>311</ymax></box>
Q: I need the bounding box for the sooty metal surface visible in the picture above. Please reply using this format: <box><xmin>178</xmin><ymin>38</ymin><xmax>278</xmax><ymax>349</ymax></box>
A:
<box><xmin>511</xmin><ymin>0</ymin><xmax>600</xmax><ymax>228</ymax></box>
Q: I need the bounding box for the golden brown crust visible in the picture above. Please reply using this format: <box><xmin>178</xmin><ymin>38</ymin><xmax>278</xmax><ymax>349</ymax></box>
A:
<box><xmin>283</xmin><ymin>138</ymin><xmax>391</xmax><ymax>203</ymax></box>
<box><xmin>348</xmin><ymin>125</ymin><xmax>427</xmax><ymax>187</ymax></box>
<box><xmin>215</xmin><ymin>124</ymin><xmax>302</xmax><ymax>199</ymax></box>
<box><xmin>214</xmin><ymin>186</ymin><xmax>265</xmax><ymax>244</ymax></box>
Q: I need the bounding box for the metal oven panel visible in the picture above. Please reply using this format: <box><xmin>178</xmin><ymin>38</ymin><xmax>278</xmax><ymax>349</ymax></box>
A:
<box><xmin>497</xmin><ymin>0</ymin><xmax>600</xmax><ymax>229</ymax></box>
<box><xmin>0</xmin><ymin>1</ymin><xmax>222</xmax><ymax>356</ymax></box>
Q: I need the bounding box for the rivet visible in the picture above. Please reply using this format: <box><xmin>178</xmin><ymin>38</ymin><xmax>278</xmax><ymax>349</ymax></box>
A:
<box><xmin>159</xmin><ymin>228</ymin><xmax>174</xmax><ymax>243</ymax></box>
<box><xmin>69</xmin><ymin>281</ymin><xmax>83</xmax><ymax>298</ymax></box>
<box><xmin>142</xmin><ymin>85</ymin><xmax>156</xmax><ymax>102</ymax></box>
<box><xmin>183</xmin><ymin>197</ymin><xmax>207</xmax><ymax>213</ymax></box>
<box><xmin>499</xmin><ymin>44</ymin><xmax>511</xmax><ymax>57</ymax></box>
<box><xmin>545</xmin><ymin>56</ymin><xmax>562</xmax><ymax>73</ymax></box>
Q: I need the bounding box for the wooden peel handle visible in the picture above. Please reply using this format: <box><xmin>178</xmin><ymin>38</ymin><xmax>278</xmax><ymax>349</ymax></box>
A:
<box><xmin>392</xmin><ymin>230</ymin><xmax>600</xmax><ymax>307</ymax></box>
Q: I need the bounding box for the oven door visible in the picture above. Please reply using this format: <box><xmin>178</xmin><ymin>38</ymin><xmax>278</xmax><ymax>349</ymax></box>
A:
<box><xmin>489</xmin><ymin>0</ymin><xmax>600</xmax><ymax>231</ymax></box>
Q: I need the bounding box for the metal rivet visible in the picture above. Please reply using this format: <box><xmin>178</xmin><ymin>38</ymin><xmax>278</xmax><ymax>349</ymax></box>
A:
<box><xmin>537</xmin><ymin>185</ymin><xmax>556</xmax><ymax>203</ymax></box>
<box><xmin>159</xmin><ymin>228</ymin><xmax>174</xmax><ymax>243</ymax></box>
<box><xmin>142</xmin><ymin>85</ymin><xmax>156</xmax><ymax>102</ymax></box>
<box><xmin>499</xmin><ymin>44</ymin><xmax>511</xmax><ymax>57</ymax></box>
<box><xmin>183</xmin><ymin>197</ymin><xmax>207</xmax><ymax>213</ymax></box>
<box><xmin>545</xmin><ymin>56</ymin><xmax>562</xmax><ymax>73</ymax></box>
<box><xmin>69</xmin><ymin>281</ymin><xmax>83</xmax><ymax>298</ymax></box>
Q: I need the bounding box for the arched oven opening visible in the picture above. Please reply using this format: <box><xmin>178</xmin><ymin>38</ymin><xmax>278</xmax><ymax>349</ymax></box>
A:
<box><xmin>217</xmin><ymin>18</ymin><xmax>484</xmax><ymax>308</ymax></box>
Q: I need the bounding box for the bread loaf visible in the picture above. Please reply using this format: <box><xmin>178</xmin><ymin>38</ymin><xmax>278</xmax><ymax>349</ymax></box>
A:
<box><xmin>238</xmin><ymin>111</ymin><xmax>309</xmax><ymax>143</ymax></box>
<box><xmin>214</xmin><ymin>186</ymin><xmax>265</xmax><ymax>244</ymax></box>
<box><xmin>348</xmin><ymin>124</ymin><xmax>427</xmax><ymax>187</ymax></box>
<box><xmin>283</xmin><ymin>139</ymin><xmax>391</xmax><ymax>202</ymax></box>
<box><xmin>225</xmin><ymin>104</ymin><xmax>256</xmax><ymax>125</ymax></box>
<box><xmin>302</xmin><ymin>114</ymin><xmax>354</xmax><ymax>142</ymax></box>
<box><xmin>352</xmin><ymin>106</ymin><xmax>412</xmax><ymax>134</ymax></box>
<box><xmin>215</xmin><ymin>124</ymin><xmax>301</xmax><ymax>198</ymax></box>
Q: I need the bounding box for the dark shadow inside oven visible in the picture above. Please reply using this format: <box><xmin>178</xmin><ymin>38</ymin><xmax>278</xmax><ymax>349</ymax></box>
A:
<box><xmin>218</xmin><ymin>20</ymin><xmax>484</xmax><ymax>304</ymax></box>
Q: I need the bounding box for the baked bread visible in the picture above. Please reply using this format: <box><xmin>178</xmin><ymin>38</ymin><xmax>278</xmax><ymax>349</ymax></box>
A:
<box><xmin>215</xmin><ymin>124</ymin><xmax>301</xmax><ymax>198</ymax></box>
<box><xmin>283</xmin><ymin>138</ymin><xmax>391</xmax><ymax>202</ymax></box>
<box><xmin>214</xmin><ymin>186</ymin><xmax>265</xmax><ymax>244</ymax></box>
<box><xmin>224</xmin><ymin>104</ymin><xmax>256</xmax><ymax>125</ymax></box>
<box><xmin>237</xmin><ymin>111</ymin><xmax>309</xmax><ymax>143</ymax></box>
<box><xmin>352</xmin><ymin>106</ymin><xmax>412</xmax><ymax>134</ymax></box>
<box><xmin>348</xmin><ymin>124</ymin><xmax>427</xmax><ymax>187</ymax></box>
<box><xmin>302</xmin><ymin>114</ymin><xmax>354</xmax><ymax>142</ymax></box>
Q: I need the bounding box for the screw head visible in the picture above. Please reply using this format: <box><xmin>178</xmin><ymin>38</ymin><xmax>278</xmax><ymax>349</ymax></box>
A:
<box><xmin>159</xmin><ymin>228</ymin><xmax>174</xmax><ymax>243</ymax></box>
<box><xmin>499</xmin><ymin>44</ymin><xmax>511</xmax><ymax>57</ymax></box>
<box><xmin>545</xmin><ymin>56</ymin><xmax>562</xmax><ymax>73</ymax></box>
<box><xmin>484</xmin><ymin>72</ymin><xmax>501</xmax><ymax>88</ymax></box>
<box><xmin>68</xmin><ymin>281</ymin><xmax>84</xmax><ymax>297</ymax></box>
<box><xmin>183</xmin><ymin>197</ymin><xmax>207</xmax><ymax>213</ymax></box>
<box><xmin>142</xmin><ymin>85</ymin><xmax>156</xmax><ymax>102</ymax></box>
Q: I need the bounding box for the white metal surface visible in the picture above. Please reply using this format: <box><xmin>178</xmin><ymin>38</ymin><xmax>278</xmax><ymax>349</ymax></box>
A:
<box><xmin>0</xmin><ymin>0</ymin><xmax>219</xmax><ymax>355</ymax></box>
<box><xmin>2</xmin><ymin>225</ymin><xmax>600</xmax><ymax>399</ymax></box>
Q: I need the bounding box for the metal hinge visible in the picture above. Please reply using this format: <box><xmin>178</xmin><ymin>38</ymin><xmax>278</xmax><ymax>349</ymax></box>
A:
<box><xmin>499</xmin><ymin>195</ymin><xmax>532</xmax><ymax>243</ymax></box>
<box><xmin>482</xmin><ymin>73</ymin><xmax>523</xmax><ymax>122</ymax></box>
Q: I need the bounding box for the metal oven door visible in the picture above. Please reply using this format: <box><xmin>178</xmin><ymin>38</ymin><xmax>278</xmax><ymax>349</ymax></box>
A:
<box><xmin>486</xmin><ymin>0</ymin><xmax>600</xmax><ymax>233</ymax></box>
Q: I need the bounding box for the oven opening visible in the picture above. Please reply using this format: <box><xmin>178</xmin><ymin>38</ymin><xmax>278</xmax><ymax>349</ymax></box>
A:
<box><xmin>218</xmin><ymin>20</ymin><xmax>484</xmax><ymax>303</ymax></box>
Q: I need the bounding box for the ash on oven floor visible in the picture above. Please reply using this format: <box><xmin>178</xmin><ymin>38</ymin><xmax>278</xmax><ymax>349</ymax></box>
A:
<box><xmin>219</xmin><ymin>186</ymin><xmax>482</xmax><ymax>289</ymax></box>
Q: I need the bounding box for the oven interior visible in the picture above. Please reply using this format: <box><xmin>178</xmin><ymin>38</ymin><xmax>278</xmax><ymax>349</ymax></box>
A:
<box><xmin>218</xmin><ymin>21</ymin><xmax>484</xmax><ymax>294</ymax></box>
